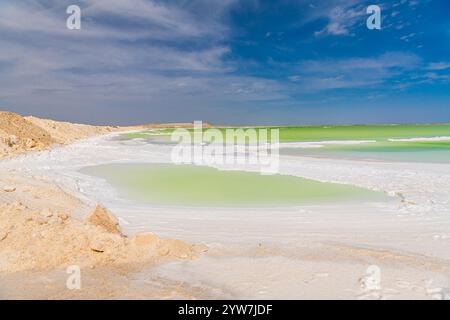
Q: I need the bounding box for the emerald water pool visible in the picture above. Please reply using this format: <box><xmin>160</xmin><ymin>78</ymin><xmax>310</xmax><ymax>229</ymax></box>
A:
<box><xmin>80</xmin><ymin>164</ymin><xmax>388</xmax><ymax>207</ymax></box>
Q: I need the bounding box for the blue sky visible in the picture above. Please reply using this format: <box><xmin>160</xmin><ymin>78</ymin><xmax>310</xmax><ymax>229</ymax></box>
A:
<box><xmin>0</xmin><ymin>0</ymin><xmax>449</xmax><ymax>125</ymax></box>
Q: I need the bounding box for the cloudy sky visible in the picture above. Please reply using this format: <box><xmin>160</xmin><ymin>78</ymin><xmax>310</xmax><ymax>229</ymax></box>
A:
<box><xmin>0</xmin><ymin>0</ymin><xmax>449</xmax><ymax>125</ymax></box>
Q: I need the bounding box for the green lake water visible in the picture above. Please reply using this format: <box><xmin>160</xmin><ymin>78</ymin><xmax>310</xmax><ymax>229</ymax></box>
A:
<box><xmin>120</xmin><ymin>124</ymin><xmax>450</xmax><ymax>142</ymax></box>
<box><xmin>281</xmin><ymin>140</ymin><xmax>450</xmax><ymax>163</ymax></box>
<box><xmin>119</xmin><ymin>125</ymin><xmax>450</xmax><ymax>164</ymax></box>
<box><xmin>80</xmin><ymin>164</ymin><xmax>388</xmax><ymax>207</ymax></box>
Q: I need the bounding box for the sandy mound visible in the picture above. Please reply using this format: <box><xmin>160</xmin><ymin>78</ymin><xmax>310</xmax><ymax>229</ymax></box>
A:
<box><xmin>0</xmin><ymin>111</ymin><xmax>56</xmax><ymax>158</ymax></box>
<box><xmin>0</xmin><ymin>199</ymin><xmax>206</xmax><ymax>274</ymax></box>
<box><xmin>0</xmin><ymin>111</ymin><xmax>144</xmax><ymax>159</ymax></box>
<box><xmin>0</xmin><ymin>111</ymin><xmax>210</xmax><ymax>159</ymax></box>
<box><xmin>24</xmin><ymin>116</ymin><xmax>115</xmax><ymax>145</ymax></box>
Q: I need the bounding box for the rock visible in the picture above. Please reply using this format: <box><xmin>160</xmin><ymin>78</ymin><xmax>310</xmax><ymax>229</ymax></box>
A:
<box><xmin>86</xmin><ymin>205</ymin><xmax>121</xmax><ymax>235</ymax></box>
<box><xmin>89</xmin><ymin>236</ymin><xmax>111</xmax><ymax>253</ymax></box>
<box><xmin>25</xmin><ymin>138</ymin><xmax>37</xmax><ymax>149</ymax></box>
<box><xmin>0</xmin><ymin>230</ymin><xmax>8</xmax><ymax>241</ymax></box>
<box><xmin>5</xmin><ymin>135</ymin><xmax>18</xmax><ymax>147</ymax></box>
<box><xmin>3</xmin><ymin>186</ymin><xmax>16</xmax><ymax>192</ymax></box>
<box><xmin>89</xmin><ymin>239</ymin><xmax>106</xmax><ymax>253</ymax></box>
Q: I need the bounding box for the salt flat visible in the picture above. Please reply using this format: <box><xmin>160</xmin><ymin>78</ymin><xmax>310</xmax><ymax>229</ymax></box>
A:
<box><xmin>3</xmin><ymin>132</ymin><xmax>450</xmax><ymax>299</ymax></box>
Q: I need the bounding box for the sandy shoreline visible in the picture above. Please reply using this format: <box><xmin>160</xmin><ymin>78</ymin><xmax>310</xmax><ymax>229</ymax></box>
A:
<box><xmin>1</xmin><ymin>112</ymin><xmax>450</xmax><ymax>299</ymax></box>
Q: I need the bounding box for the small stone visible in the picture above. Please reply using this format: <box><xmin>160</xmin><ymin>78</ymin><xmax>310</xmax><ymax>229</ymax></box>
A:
<box><xmin>0</xmin><ymin>231</ymin><xmax>8</xmax><ymax>241</ymax></box>
<box><xmin>89</xmin><ymin>238</ymin><xmax>110</xmax><ymax>253</ymax></box>
<box><xmin>90</xmin><ymin>243</ymin><xmax>105</xmax><ymax>253</ymax></box>
<box><xmin>5</xmin><ymin>136</ymin><xmax>17</xmax><ymax>147</ymax></box>
<box><xmin>157</xmin><ymin>247</ymin><xmax>171</xmax><ymax>256</ymax></box>
<box><xmin>3</xmin><ymin>186</ymin><xmax>16</xmax><ymax>192</ymax></box>
<box><xmin>25</xmin><ymin>138</ymin><xmax>37</xmax><ymax>149</ymax></box>
<box><xmin>88</xmin><ymin>235</ymin><xmax>121</xmax><ymax>253</ymax></box>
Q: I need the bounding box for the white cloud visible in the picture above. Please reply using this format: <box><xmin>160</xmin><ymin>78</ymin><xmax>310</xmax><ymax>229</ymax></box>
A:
<box><xmin>313</xmin><ymin>1</ymin><xmax>366</xmax><ymax>37</ymax></box>
<box><xmin>422</xmin><ymin>72</ymin><xmax>448</xmax><ymax>80</ymax></box>
<box><xmin>0</xmin><ymin>0</ymin><xmax>257</xmax><ymax>121</ymax></box>
<box><xmin>425</xmin><ymin>62</ymin><xmax>450</xmax><ymax>71</ymax></box>
<box><xmin>293</xmin><ymin>52</ymin><xmax>421</xmax><ymax>91</ymax></box>
<box><xmin>288</xmin><ymin>75</ymin><xmax>301</xmax><ymax>82</ymax></box>
<box><xmin>0</xmin><ymin>0</ymin><xmax>442</xmax><ymax>124</ymax></box>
